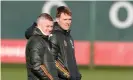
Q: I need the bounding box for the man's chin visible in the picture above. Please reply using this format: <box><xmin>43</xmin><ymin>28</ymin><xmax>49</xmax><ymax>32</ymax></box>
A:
<box><xmin>64</xmin><ymin>27</ymin><xmax>70</xmax><ymax>30</ymax></box>
<box><xmin>44</xmin><ymin>33</ymin><xmax>50</xmax><ymax>36</ymax></box>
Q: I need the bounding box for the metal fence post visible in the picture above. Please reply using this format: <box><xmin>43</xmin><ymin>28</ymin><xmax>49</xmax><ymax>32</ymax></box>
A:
<box><xmin>89</xmin><ymin>1</ymin><xmax>97</xmax><ymax>69</ymax></box>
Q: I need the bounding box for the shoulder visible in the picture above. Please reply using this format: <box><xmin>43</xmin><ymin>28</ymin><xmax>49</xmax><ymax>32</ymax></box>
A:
<box><xmin>27</xmin><ymin>36</ymin><xmax>44</xmax><ymax>48</ymax></box>
<box><xmin>51</xmin><ymin>30</ymin><xmax>64</xmax><ymax>39</ymax></box>
<box><xmin>52</xmin><ymin>30</ymin><xmax>62</xmax><ymax>35</ymax></box>
<box><xmin>49</xmin><ymin>33</ymin><xmax>58</xmax><ymax>44</ymax></box>
<box><xmin>30</xmin><ymin>36</ymin><xmax>43</xmax><ymax>42</ymax></box>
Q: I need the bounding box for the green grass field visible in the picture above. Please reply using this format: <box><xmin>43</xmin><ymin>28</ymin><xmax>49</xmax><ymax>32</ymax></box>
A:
<box><xmin>1</xmin><ymin>64</ymin><xmax>133</xmax><ymax>80</ymax></box>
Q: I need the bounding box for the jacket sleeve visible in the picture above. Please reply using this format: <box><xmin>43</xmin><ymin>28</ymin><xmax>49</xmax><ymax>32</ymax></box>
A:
<box><xmin>29</xmin><ymin>39</ymin><xmax>59</xmax><ymax>80</ymax></box>
<box><xmin>72</xmin><ymin>39</ymin><xmax>82</xmax><ymax>80</ymax></box>
<box><xmin>75</xmin><ymin>60</ymin><xmax>82</xmax><ymax>80</ymax></box>
<box><xmin>50</xmin><ymin>34</ymin><xmax>70</xmax><ymax>79</ymax></box>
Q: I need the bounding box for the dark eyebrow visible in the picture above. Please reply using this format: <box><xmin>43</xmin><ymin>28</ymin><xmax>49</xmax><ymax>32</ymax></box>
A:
<box><xmin>64</xmin><ymin>19</ymin><xmax>72</xmax><ymax>20</ymax></box>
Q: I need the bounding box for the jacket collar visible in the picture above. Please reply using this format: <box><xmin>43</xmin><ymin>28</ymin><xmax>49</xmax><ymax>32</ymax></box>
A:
<box><xmin>54</xmin><ymin>22</ymin><xmax>71</xmax><ymax>35</ymax></box>
<box><xmin>33</xmin><ymin>28</ymin><xmax>48</xmax><ymax>39</ymax></box>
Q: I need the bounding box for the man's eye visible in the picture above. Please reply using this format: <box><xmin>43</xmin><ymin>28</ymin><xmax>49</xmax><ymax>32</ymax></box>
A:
<box><xmin>50</xmin><ymin>26</ymin><xmax>53</xmax><ymax>28</ymax></box>
<box><xmin>46</xmin><ymin>26</ymin><xmax>53</xmax><ymax>28</ymax></box>
<box><xmin>64</xmin><ymin>19</ymin><xmax>72</xmax><ymax>20</ymax></box>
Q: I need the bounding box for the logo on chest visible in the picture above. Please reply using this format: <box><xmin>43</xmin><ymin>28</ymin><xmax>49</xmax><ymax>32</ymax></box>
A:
<box><xmin>64</xmin><ymin>40</ymin><xmax>67</xmax><ymax>46</ymax></box>
<box><xmin>70</xmin><ymin>39</ymin><xmax>74</xmax><ymax>48</ymax></box>
<box><xmin>64</xmin><ymin>40</ymin><xmax>74</xmax><ymax>48</ymax></box>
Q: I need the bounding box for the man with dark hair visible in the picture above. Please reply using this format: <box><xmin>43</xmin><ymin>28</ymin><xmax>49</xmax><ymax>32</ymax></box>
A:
<box><xmin>25</xmin><ymin>6</ymin><xmax>81</xmax><ymax>80</ymax></box>
<box><xmin>25</xmin><ymin>13</ymin><xmax>59</xmax><ymax>80</ymax></box>
<box><xmin>51</xmin><ymin>6</ymin><xmax>81</xmax><ymax>80</ymax></box>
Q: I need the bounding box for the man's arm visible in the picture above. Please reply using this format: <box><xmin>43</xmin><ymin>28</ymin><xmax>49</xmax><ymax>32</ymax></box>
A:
<box><xmin>75</xmin><ymin>61</ymin><xmax>82</xmax><ymax>80</ymax></box>
<box><xmin>50</xmin><ymin>33</ymin><xmax>70</xmax><ymax>79</ymax></box>
<box><xmin>71</xmin><ymin>39</ymin><xmax>82</xmax><ymax>80</ymax></box>
<box><xmin>28</xmin><ymin>38</ymin><xmax>58</xmax><ymax>80</ymax></box>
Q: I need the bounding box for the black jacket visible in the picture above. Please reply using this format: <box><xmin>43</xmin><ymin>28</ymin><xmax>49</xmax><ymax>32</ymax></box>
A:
<box><xmin>25</xmin><ymin>22</ymin><xmax>81</xmax><ymax>80</ymax></box>
<box><xmin>25</xmin><ymin>28</ymin><xmax>59</xmax><ymax>80</ymax></box>
<box><xmin>50</xmin><ymin>22</ymin><xmax>81</xmax><ymax>80</ymax></box>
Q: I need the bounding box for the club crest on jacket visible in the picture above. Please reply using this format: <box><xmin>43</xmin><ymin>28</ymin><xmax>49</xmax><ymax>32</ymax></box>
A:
<box><xmin>64</xmin><ymin>40</ymin><xmax>67</xmax><ymax>46</ymax></box>
<box><xmin>70</xmin><ymin>39</ymin><xmax>74</xmax><ymax>48</ymax></box>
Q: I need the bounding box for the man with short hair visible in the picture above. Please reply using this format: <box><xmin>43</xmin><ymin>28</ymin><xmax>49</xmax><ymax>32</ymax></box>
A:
<box><xmin>51</xmin><ymin>6</ymin><xmax>81</xmax><ymax>80</ymax></box>
<box><xmin>25</xmin><ymin>13</ymin><xmax>59</xmax><ymax>80</ymax></box>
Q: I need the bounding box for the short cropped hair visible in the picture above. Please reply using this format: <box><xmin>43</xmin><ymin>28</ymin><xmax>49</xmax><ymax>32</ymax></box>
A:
<box><xmin>37</xmin><ymin>13</ymin><xmax>53</xmax><ymax>22</ymax></box>
<box><xmin>56</xmin><ymin>6</ymin><xmax>72</xmax><ymax>18</ymax></box>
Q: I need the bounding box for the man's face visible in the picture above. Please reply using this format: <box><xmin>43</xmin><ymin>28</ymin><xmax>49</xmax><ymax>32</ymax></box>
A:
<box><xmin>57</xmin><ymin>13</ymin><xmax>72</xmax><ymax>30</ymax></box>
<box><xmin>41</xmin><ymin>19</ymin><xmax>53</xmax><ymax>36</ymax></box>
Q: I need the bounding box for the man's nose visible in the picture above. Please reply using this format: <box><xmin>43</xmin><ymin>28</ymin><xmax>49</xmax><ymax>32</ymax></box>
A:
<box><xmin>67</xmin><ymin>21</ymin><xmax>71</xmax><ymax>24</ymax></box>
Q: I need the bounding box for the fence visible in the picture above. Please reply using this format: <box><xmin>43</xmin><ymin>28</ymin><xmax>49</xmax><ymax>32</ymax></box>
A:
<box><xmin>1</xmin><ymin>1</ymin><xmax>133</xmax><ymax>67</ymax></box>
